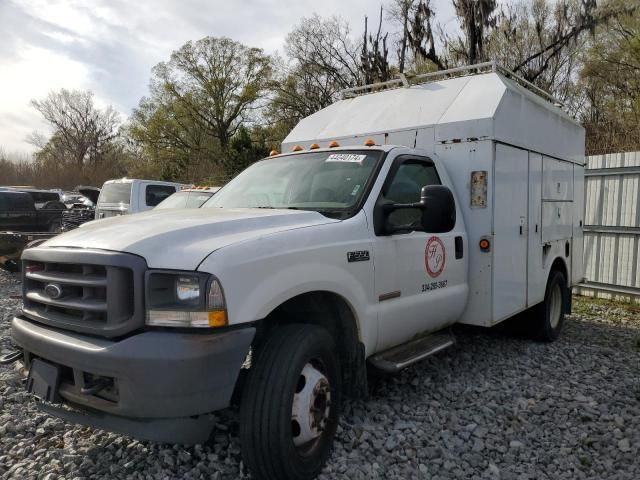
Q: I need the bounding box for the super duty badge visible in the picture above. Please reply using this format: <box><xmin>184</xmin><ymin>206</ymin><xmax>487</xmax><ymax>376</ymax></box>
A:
<box><xmin>347</xmin><ymin>251</ymin><xmax>370</xmax><ymax>263</ymax></box>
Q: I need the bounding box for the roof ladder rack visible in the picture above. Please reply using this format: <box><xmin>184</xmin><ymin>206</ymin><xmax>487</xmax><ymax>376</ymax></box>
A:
<box><xmin>341</xmin><ymin>61</ymin><xmax>565</xmax><ymax>110</ymax></box>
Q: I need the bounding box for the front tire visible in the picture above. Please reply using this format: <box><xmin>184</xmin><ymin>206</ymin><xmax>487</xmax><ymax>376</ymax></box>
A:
<box><xmin>240</xmin><ymin>324</ymin><xmax>341</xmax><ymax>480</ymax></box>
<box><xmin>533</xmin><ymin>269</ymin><xmax>567</xmax><ymax>342</ymax></box>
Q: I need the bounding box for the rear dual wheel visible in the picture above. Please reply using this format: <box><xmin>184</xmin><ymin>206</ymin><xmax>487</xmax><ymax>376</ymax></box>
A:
<box><xmin>240</xmin><ymin>324</ymin><xmax>341</xmax><ymax>480</ymax></box>
<box><xmin>532</xmin><ymin>269</ymin><xmax>567</xmax><ymax>341</ymax></box>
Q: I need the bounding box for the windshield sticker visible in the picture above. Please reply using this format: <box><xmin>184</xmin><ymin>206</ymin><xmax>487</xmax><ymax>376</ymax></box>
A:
<box><xmin>425</xmin><ymin>236</ymin><xmax>446</xmax><ymax>278</ymax></box>
<box><xmin>325</xmin><ymin>154</ymin><xmax>367</xmax><ymax>164</ymax></box>
<box><xmin>351</xmin><ymin>185</ymin><xmax>361</xmax><ymax>196</ymax></box>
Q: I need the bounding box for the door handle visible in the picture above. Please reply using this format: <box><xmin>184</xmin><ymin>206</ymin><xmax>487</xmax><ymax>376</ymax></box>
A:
<box><xmin>519</xmin><ymin>226</ymin><xmax>523</xmax><ymax>235</ymax></box>
<box><xmin>455</xmin><ymin>236</ymin><xmax>463</xmax><ymax>259</ymax></box>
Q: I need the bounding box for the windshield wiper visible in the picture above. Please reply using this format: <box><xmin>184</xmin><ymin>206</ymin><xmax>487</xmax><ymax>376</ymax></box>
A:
<box><xmin>250</xmin><ymin>206</ymin><xmax>347</xmax><ymax>219</ymax></box>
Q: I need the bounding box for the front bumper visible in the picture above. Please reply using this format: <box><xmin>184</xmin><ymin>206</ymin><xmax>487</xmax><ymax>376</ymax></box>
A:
<box><xmin>12</xmin><ymin>316</ymin><xmax>254</xmax><ymax>442</ymax></box>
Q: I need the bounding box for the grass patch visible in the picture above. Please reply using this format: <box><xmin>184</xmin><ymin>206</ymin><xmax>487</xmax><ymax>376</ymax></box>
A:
<box><xmin>572</xmin><ymin>294</ymin><xmax>640</xmax><ymax>316</ymax></box>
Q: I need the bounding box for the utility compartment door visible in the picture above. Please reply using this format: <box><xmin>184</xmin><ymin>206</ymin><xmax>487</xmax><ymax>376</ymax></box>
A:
<box><xmin>493</xmin><ymin>144</ymin><xmax>528</xmax><ymax>322</ymax></box>
<box><xmin>527</xmin><ymin>152</ymin><xmax>545</xmax><ymax>306</ymax></box>
<box><xmin>542</xmin><ymin>202</ymin><xmax>573</xmax><ymax>243</ymax></box>
<box><xmin>542</xmin><ymin>157</ymin><xmax>574</xmax><ymax>201</ymax></box>
<box><xmin>571</xmin><ymin>164</ymin><xmax>585</xmax><ymax>285</ymax></box>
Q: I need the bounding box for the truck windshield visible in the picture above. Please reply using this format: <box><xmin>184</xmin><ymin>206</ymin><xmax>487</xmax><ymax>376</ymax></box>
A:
<box><xmin>98</xmin><ymin>183</ymin><xmax>132</xmax><ymax>205</ymax></box>
<box><xmin>202</xmin><ymin>150</ymin><xmax>383</xmax><ymax>218</ymax></box>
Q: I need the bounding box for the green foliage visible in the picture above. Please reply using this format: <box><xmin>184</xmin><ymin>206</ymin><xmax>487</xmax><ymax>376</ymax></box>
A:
<box><xmin>127</xmin><ymin>36</ymin><xmax>273</xmax><ymax>183</ymax></box>
<box><xmin>226</xmin><ymin>126</ymin><xmax>270</xmax><ymax>177</ymax></box>
<box><xmin>579</xmin><ymin>0</ymin><xmax>640</xmax><ymax>153</ymax></box>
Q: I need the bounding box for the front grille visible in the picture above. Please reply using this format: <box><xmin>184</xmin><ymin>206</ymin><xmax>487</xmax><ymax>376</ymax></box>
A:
<box><xmin>21</xmin><ymin>247</ymin><xmax>146</xmax><ymax>338</ymax></box>
<box><xmin>61</xmin><ymin>208</ymin><xmax>95</xmax><ymax>231</ymax></box>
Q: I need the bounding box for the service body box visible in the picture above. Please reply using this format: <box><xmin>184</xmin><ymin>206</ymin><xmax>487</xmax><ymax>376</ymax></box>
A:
<box><xmin>284</xmin><ymin>69</ymin><xmax>585</xmax><ymax>328</ymax></box>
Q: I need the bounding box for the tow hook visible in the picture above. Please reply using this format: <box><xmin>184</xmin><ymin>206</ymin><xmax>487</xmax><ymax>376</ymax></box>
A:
<box><xmin>80</xmin><ymin>378</ymin><xmax>111</xmax><ymax>396</ymax></box>
<box><xmin>0</xmin><ymin>350</ymin><xmax>23</xmax><ymax>365</ymax></box>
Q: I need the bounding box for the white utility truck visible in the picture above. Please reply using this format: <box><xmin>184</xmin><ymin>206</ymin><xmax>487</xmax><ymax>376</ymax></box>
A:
<box><xmin>6</xmin><ymin>63</ymin><xmax>584</xmax><ymax>480</ymax></box>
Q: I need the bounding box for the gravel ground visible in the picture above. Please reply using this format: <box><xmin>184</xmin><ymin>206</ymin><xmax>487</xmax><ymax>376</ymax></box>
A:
<box><xmin>1</xmin><ymin>268</ymin><xmax>639</xmax><ymax>480</ymax></box>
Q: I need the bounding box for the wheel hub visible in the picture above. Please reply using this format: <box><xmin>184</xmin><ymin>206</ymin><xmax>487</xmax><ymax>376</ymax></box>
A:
<box><xmin>291</xmin><ymin>362</ymin><xmax>331</xmax><ymax>447</ymax></box>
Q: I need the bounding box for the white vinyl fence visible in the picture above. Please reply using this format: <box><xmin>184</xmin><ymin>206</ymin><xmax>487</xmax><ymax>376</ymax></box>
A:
<box><xmin>576</xmin><ymin>151</ymin><xmax>640</xmax><ymax>301</ymax></box>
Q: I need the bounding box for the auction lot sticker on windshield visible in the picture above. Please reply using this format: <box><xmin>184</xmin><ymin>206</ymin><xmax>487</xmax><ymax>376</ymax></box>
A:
<box><xmin>325</xmin><ymin>154</ymin><xmax>367</xmax><ymax>164</ymax></box>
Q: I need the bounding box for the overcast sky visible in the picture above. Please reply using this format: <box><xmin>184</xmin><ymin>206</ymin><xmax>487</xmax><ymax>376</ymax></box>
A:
<box><xmin>0</xmin><ymin>0</ymin><xmax>457</xmax><ymax>155</ymax></box>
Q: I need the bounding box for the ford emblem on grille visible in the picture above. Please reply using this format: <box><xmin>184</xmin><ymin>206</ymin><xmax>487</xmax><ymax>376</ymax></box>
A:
<box><xmin>44</xmin><ymin>283</ymin><xmax>63</xmax><ymax>300</ymax></box>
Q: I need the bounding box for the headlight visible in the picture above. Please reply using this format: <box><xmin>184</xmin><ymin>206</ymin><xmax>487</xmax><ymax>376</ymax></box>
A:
<box><xmin>145</xmin><ymin>272</ymin><xmax>227</xmax><ymax>328</ymax></box>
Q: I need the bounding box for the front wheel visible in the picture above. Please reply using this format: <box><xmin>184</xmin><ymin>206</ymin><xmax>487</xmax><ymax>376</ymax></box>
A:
<box><xmin>240</xmin><ymin>324</ymin><xmax>341</xmax><ymax>480</ymax></box>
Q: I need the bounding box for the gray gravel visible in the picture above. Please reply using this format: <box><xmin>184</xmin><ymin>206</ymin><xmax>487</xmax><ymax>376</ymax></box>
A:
<box><xmin>1</xmin><ymin>268</ymin><xmax>639</xmax><ymax>479</ymax></box>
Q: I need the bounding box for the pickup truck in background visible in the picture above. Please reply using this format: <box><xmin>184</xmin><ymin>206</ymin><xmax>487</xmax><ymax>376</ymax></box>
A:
<box><xmin>15</xmin><ymin>189</ymin><xmax>66</xmax><ymax>210</ymax></box>
<box><xmin>6</xmin><ymin>63</ymin><xmax>585</xmax><ymax>480</ymax></box>
<box><xmin>61</xmin><ymin>186</ymin><xmax>101</xmax><ymax>232</ymax></box>
<box><xmin>95</xmin><ymin>178</ymin><xmax>184</xmax><ymax>219</ymax></box>
<box><xmin>0</xmin><ymin>191</ymin><xmax>65</xmax><ymax>271</ymax></box>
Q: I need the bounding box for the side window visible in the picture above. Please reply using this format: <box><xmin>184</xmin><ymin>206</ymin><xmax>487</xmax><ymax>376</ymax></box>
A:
<box><xmin>384</xmin><ymin>160</ymin><xmax>441</xmax><ymax>228</ymax></box>
<box><xmin>146</xmin><ymin>185</ymin><xmax>177</xmax><ymax>207</ymax></box>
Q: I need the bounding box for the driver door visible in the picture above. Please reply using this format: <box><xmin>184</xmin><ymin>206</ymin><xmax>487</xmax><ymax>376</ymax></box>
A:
<box><xmin>371</xmin><ymin>155</ymin><xmax>466</xmax><ymax>352</ymax></box>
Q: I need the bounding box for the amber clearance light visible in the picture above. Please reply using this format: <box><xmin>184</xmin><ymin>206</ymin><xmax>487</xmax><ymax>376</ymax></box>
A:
<box><xmin>328</xmin><ymin>141</ymin><xmax>340</xmax><ymax>148</ymax></box>
<box><xmin>479</xmin><ymin>238</ymin><xmax>491</xmax><ymax>252</ymax></box>
<box><xmin>292</xmin><ymin>145</ymin><xmax>303</xmax><ymax>152</ymax></box>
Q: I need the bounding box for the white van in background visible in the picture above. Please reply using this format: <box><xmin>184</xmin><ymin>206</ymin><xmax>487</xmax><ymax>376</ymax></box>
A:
<box><xmin>95</xmin><ymin>178</ymin><xmax>184</xmax><ymax>219</ymax></box>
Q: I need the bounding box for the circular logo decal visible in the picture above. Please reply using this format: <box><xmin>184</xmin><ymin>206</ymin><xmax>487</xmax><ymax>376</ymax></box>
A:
<box><xmin>425</xmin><ymin>236</ymin><xmax>446</xmax><ymax>278</ymax></box>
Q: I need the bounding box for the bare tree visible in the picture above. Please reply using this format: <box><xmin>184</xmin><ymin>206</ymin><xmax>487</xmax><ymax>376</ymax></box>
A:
<box><xmin>30</xmin><ymin>89</ymin><xmax>120</xmax><ymax>169</ymax></box>
<box><xmin>406</xmin><ymin>0</ymin><xmax>636</xmax><ymax>98</ymax></box>
<box><xmin>285</xmin><ymin>15</ymin><xmax>362</xmax><ymax>91</ymax></box>
<box><xmin>408</xmin><ymin>0</ymin><xmax>448</xmax><ymax>70</ymax></box>
<box><xmin>452</xmin><ymin>0</ymin><xmax>498</xmax><ymax>65</ymax></box>
<box><xmin>268</xmin><ymin>15</ymin><xmax>361</xmax><ymax>133</ymax></box>
<box><xmin>387</xmin><ymin>0</ymin><xmax>417</xmax><ymax>73</ymax></box>
<box><xmin>508</xmin><ymin>0</ymin><xmax>637</xmax><ymax>82</ymax></box>
<box><xmin>361</xmin><ymin>6</ymin><xmax>392</xmax><ymax>84</ymax></box>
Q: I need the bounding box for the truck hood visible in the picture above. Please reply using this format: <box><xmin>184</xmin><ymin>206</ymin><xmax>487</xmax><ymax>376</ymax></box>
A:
<box><xmin>43</xmin><ymin>208</ymin><xmax>338</xmax><ymax>269</ymax></box>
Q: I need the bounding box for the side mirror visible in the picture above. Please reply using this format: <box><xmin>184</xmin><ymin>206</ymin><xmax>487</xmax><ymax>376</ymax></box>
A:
<box><xmin>420</xmin><ymin>185</ymin><xmax>456</xmax><ymax>233</ymax></box>
<box><xmin>375</xmin><ymin>185</ymin><xmax>456</xmax><ymax>235</ymax></box>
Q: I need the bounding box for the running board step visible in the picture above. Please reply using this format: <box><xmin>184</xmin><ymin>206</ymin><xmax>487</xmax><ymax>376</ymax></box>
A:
<box><xmin>368</xmin><ymin>332</ymin><xmax>455</xmax><ymax>373</ymax></box>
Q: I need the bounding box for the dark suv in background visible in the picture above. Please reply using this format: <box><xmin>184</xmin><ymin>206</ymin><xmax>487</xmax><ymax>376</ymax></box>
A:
<box><xmin>0</xmin><ymin>191</ymin><xmax>65</xmax><ymax>272</ymax></box>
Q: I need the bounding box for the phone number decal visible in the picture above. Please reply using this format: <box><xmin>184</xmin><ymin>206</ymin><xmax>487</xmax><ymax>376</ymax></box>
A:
<box><xmin>422</xmin><ymin>280</ymin><xmax>448</xmax><ymax>292</ymax></box>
